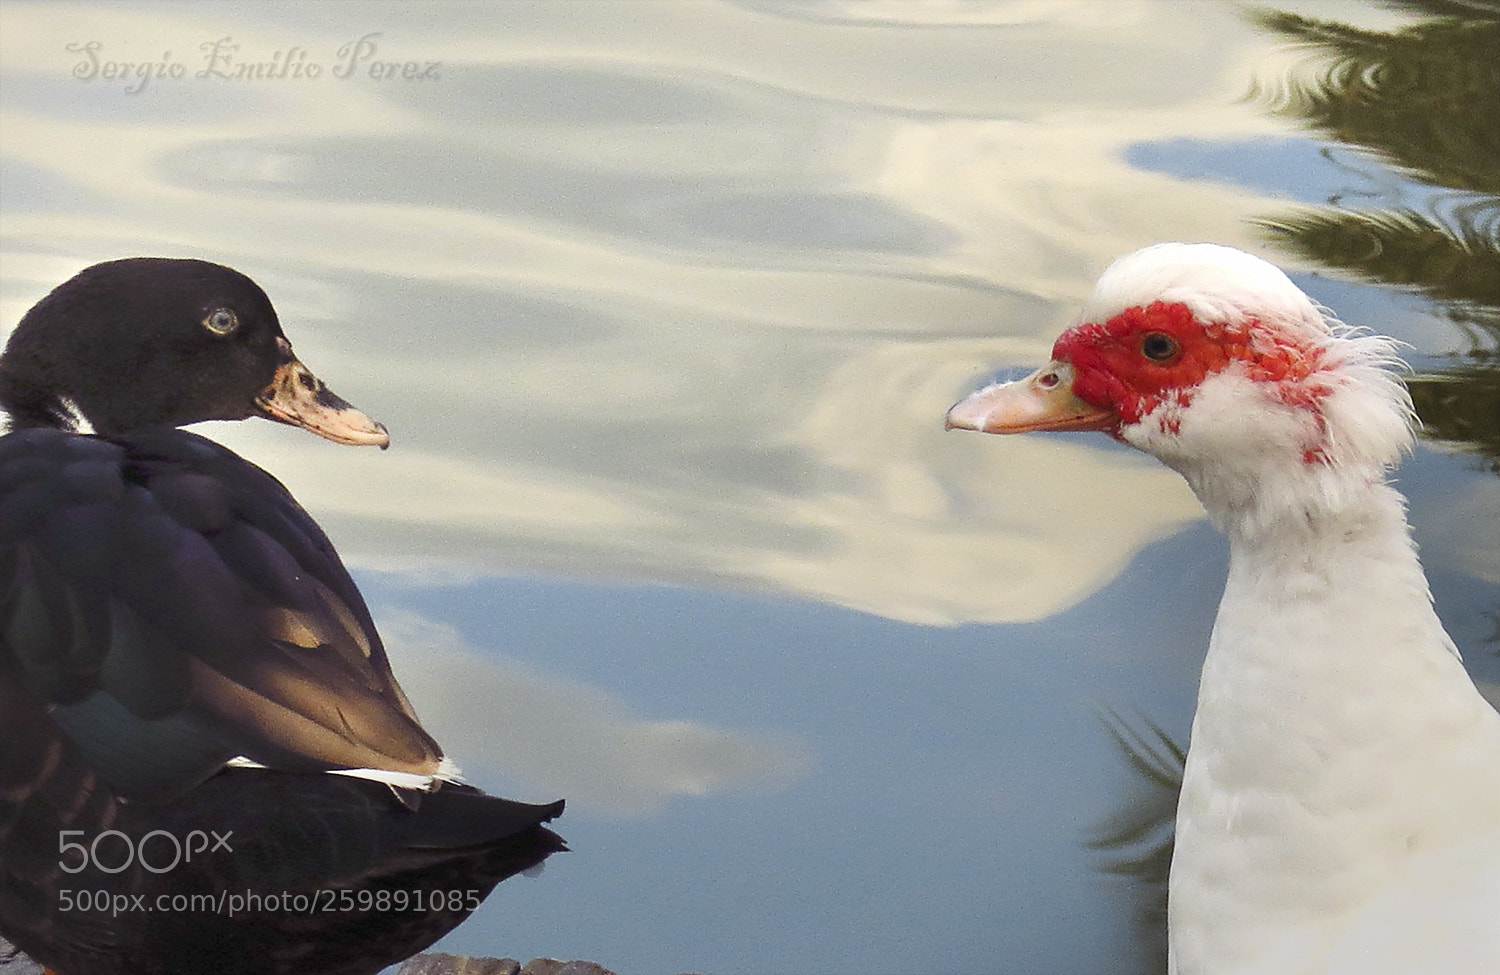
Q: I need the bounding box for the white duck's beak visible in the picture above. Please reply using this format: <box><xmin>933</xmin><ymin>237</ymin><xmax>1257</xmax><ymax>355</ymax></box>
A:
<box><xmin>945</xmin><ymin>360</ymin><xmax>1114</xmax><ymax>434</ymax></box>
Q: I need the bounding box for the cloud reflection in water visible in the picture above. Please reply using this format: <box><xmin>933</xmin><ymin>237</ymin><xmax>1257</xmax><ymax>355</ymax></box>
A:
<box><xmin>380</xmin><ymin>610</ymin><xmax>811</xmax><ymax>816</ymax></box>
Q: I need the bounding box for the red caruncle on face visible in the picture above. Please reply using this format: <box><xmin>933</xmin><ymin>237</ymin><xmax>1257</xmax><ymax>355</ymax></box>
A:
<box><xmin>1052</xmin><ymin>300</ymin><xmax>1327</xmax><ymax>431</ymax></box>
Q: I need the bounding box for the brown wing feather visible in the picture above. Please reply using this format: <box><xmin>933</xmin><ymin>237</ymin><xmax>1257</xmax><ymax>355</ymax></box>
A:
<box><xmin>0</xmin><ymin>427</ymin><xmax>441</xmax><ymax>801</ymax></box>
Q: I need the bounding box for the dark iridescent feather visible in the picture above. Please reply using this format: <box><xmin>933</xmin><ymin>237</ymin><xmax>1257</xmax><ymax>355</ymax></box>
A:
<box><xmin>0</xmin><ymin>428</ymin><xmax>442</xmax><ymax>800</ymax></box>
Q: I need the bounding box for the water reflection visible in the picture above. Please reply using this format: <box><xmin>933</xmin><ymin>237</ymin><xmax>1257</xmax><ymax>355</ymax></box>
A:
<box><xmin>1088</xmin><ymin>712</ymin><xmax>1181</xmax><ymax>975</ymax></box>
<box><xmin>381</xmin><ymin>610</ymin><xmax>811</xmax><ymax>815</ymax></box>
<box><xmin>1249</xmin><ymin>0</ymin><xmax>1500</xmax><ymax>469</ymax></box>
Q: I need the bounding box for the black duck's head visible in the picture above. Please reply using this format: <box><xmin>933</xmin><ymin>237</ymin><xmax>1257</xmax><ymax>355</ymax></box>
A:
<box><xmin>1</xmin><ymin>257</ymin><xmax>389</xmax><ymax>447</ymax></box>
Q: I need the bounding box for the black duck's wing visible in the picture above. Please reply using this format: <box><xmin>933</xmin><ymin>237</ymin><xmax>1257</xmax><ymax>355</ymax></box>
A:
<box><xmin>0</xmin><ymin>427</ymin><xmax>442</xmax><ymax>802</ymax></box>
<box><xmin>126</xmin><ymin>773</ymin><xmax>564</xmax><ymax>975</ymax></box>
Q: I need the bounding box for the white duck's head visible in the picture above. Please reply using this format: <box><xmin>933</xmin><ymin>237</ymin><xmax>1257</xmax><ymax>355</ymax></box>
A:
<box><xmin>947</xmin><ymin>243</ymin><xmax>1415</xmax><ymax>537</ymax></box>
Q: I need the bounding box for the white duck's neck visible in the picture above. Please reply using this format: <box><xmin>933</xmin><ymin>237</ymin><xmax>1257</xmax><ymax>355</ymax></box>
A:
<box><xmin>1205</xmin><ymin>479</ymin><xmax>1460</xmax><ymax>745</ymax></box>
<box><xmin>1175</xmin><ymin>441</ymin><xmax>1399</xmax><ymax>545</ymax></box>
<box><xmin>1169</xmin><ymin>474</ymin><xmax>1500</xmax><ymax>973</ymax></box>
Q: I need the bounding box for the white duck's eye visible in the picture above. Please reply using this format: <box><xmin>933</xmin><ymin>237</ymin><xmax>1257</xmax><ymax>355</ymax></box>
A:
<box><xmin>202</xmin><ymin>308</ymin><xmax>239</xmax><ymax>335</ymax></box>
<box><xmin>1141</xmin><ymin>331</ymin><xmax>1179</xmax><ymax>362</ymax></box>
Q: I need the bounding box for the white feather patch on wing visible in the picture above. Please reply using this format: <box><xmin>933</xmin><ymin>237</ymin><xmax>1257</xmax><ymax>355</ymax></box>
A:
<box><xmin>223</xmin><ymin>755</ymin><xmax>468</xmax><ymax>792</ymax></box>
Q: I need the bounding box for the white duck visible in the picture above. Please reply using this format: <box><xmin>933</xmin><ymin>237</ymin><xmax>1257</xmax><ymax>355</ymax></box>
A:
<box><xmin>946</xmin><ymin>243</ymin><xmax>1500</xmax><ymax>975</ymax></box>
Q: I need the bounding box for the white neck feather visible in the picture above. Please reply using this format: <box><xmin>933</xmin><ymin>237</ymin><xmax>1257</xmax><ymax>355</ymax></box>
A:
<box><xmin>1166</xmin><ymin>441</ymin><xmax>1500</xmax><ymax>974</ymax></box>
<box><xmin>1123</xmin><ymin>328</ymin><xmax>1415</xmax><ymax>543</ymax></box>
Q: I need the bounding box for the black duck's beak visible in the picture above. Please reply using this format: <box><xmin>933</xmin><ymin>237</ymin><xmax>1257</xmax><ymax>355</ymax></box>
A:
<box><xmin>254</xmin><ymin>338</ymin><xmax>391</xmax><ymax>448</ymax></box>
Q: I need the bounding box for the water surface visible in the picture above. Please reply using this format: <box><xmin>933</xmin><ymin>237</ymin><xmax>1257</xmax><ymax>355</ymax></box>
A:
<box><xmin>2</xmin><ymin>2</ymin><xmax>1496</xmax><ymax>973</ymax></box>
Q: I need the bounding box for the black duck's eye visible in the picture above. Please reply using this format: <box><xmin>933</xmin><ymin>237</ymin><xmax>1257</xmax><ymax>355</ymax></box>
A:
<box><xmin>202</xmin><ymin>308</ymin><xmax>239</xmax><ymax>336</ymax></box>
<box><xmin>1141</xmin><ymin>331</ymin><xmax>1178</xmax><ymax>362</ymax></box>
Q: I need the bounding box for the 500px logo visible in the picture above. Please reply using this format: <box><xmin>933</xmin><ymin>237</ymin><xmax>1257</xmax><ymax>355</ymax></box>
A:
<box><xmin>59</xmin><ymin>829</ymin><xmax>233</xmax><ymax>875</ymax></box>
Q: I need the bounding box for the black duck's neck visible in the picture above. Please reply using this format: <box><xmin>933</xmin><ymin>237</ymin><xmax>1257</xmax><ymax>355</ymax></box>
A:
<box><xmin>0</xmin><ymin>362</ymin><xmax>81</xmax><ymax>432</ymax></box>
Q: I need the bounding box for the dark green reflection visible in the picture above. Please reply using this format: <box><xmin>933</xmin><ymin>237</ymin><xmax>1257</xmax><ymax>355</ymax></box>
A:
<box><xmin>1088</xmin><ymin>712</ymin><xmax>1181</xmax><ymax>975</ymax></box>
<box><xmin>1247</xmin><ymin>1</ymin><xmax>1500</xmax><ymax>470</ymax></box>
